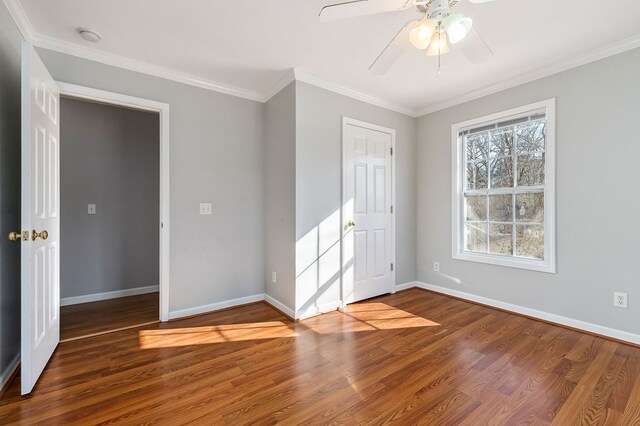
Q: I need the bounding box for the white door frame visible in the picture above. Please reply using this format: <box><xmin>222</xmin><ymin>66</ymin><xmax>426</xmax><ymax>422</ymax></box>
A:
<box><xmin>56</xmin><ymin>82</ymin><xmax>171</xmax><ymax>322</ymax></box>
<box><xmin>341</xmin><ymin>117</ymin><xmax>396</xmax><ymax>305</ymax></box>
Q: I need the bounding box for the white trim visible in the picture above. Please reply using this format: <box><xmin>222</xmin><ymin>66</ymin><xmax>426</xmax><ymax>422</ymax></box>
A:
<box><xmin>169</xmin><ymin>294</ymin><xmax>265</xmax><ymax>320</ymax></box>
<box><xmin>264</xmin><ymin>294</ymin><xmax>296</xmax><ymax>319</ymax></box>
<box><xmin>395</xmin><ymin>281</ymin><xmax>420</xmax><ymax>292</ymax></box>
<box><xmin>295</xmin><ymin>69</ymin><xmax>415</xmax><ymax>117</ymax></box>
<box><xmin>2</xmin><ymin>0</ymin><xmax>263</xmax><ymax>102</ymax></box>
<box><xmin>60</xmin><ymin>286</ymin><xmax>159</xmax><ymax>307</ymax></box>
<box><xmin>413</xmin><ymin>282</ymin><xmax>640</xmax><ymax>346</ymax></box>
<box><xmin>57</xmin><ymin>82</ymin><xmax>171</xmax><ymax>321</ymax></box>
<box><xmin>0</xmin><ymin>353</ymin><xmax>20</xmax><ymax>393</ymax></box>
<box><xmin>33</xmin><ymin>34</ymin><xmax>264</xmax><ymax>103</ymax></box>
<box><xmin>341</xmin><ymin>117</ymin><xmax>396</xmax><ymax>306</ymax></box>
<box><xmin>263</xmin><ymin>69</ymin><xmax>296</xmax><ymax>103</ymax></box>
<box><xmin>416</xmin><ymin>34</ymin><xmax>640</xmax><ymax>117</ymax></box>
<box><xmin>296</xmin><ymin>300</ymin><xmax>342</xmax><ymax>321</ymax></box>
<box><xmin>2</xmin><ymin>0</ymin><xmax>34</xmax><ymax>40</ymax></box>
<box><xmin>7</xmin><ymin>0</ymin><xmax>640</xmax><ymax>117</ymax></box>
<box><xmin>6</xmin><ymin>0</ymin><xmax>640</xmax><ymax>117</ymax></box>
<box><xmin>451</xmin><ymin>98</ymin><xmax>556</xmax><ymax>273</ymax></box>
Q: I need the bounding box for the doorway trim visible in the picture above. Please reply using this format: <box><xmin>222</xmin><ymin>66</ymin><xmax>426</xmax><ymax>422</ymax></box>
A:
<box><xmin>341</xmin><ymin>117</ymin><xmax>396</xmax><ymax>306</ymax></box>
<box><xmin>56</xmin><ymin>82</ymin><xmax>171</xmax><ymax>322</ymax></box>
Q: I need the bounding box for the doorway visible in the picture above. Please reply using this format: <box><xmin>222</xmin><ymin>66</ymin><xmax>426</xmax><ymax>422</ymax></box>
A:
<box><xmin>342</xmin><ymin>117</ymin><xmax>396</xmax><ymax>304</ymax></box>
<box><xmin>58</xmin><ymin>96</ymin><xmax>160</xmax><ymax>341</ymax></box>
<box><xmin>19</xmin><ymin>45</ymin><xmax>170</xmax><ymax>394</ymax></box>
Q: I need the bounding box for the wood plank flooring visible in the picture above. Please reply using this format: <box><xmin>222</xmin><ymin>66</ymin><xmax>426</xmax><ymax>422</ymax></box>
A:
<box><xmin>2</xmin><ymin>288</ymin><xmax>639</xmax><ymax>424</ymax></box>
<box><xmin>60</xmin><ymin>292</ymin><xmax>159</xmax><ymax>341</ymax></box>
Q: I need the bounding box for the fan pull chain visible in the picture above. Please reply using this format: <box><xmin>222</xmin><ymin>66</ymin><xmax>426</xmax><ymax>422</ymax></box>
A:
<box><xmin>437</xmin><ymin>29</ymin><xmax>442</xmax><ymax>75</ymax></box>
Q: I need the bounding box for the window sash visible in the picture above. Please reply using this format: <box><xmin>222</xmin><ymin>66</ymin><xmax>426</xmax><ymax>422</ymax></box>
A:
<box><xmin>451</xmin><ymin>99</ymin><xmax>556</xmax><ymax>273</ymax></box>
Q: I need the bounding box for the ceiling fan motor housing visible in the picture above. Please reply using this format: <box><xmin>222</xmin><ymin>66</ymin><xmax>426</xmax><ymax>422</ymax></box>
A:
<box><xmin>417</xmin><ymin>0</ymin><xmax>460</xmax><ymax>20</ymax></box>
<box><xmin>427</xmin><ymin>0</ymin><xmax>450</xmax><ymax>20</ymax></box>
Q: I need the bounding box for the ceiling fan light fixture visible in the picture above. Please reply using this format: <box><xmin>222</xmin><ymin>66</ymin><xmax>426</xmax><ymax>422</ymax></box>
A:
<box><xmin>443</xmin><ymin>14</ymin><xmax>472</xmax><ymax>44</ymax></box>
<box><xmin>426</xmin><ymin>31</ymin><xmax>450</xmax><ymax>56</ymax></box>
<box><xmin>409</xmin><ymin>19</ymin><xmax>436</xmax><ymax>50</ymax></box>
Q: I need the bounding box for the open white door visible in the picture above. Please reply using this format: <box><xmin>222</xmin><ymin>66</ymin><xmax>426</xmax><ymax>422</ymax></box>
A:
<box><xmin>20</xmin><ymin>43</ymin><xmax>60</xmax><ymax>395</ymax></box>
<box><xmin>342</xmin><ymin>118</ymin><xmax>394</xmax><ymax>304</ymax></box>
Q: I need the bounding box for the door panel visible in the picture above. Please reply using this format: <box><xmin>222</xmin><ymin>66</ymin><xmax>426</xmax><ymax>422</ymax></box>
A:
<box><xmin>21</xmin><ymin>43</ymin><xmax>60</xmax><ymax>395</ymax></box>
<box><xmin>354</xmin><ymin>164</ymin><xmax>367</xmax><ymax>214</ymax></box>
<box><xmin>354</xmin><ymin>230</ymin><xmax>368</xmax><ymax>282</ymax></box>
<box><xmin>374</xmin><ymin>166</ymin><xmax>386</xmax><ymax>213</ymax></box>
<box><xmin>343</xmin><ymin>119</ymin><xmax>394</xmax><ymax>304</ymax></box>
<box><xmin>374</xmin><ymin>229</ymin><xmax>387</xmax><ymax>278</ymax></box>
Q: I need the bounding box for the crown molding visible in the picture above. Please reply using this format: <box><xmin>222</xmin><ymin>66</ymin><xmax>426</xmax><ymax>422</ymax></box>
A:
<box><xmin>31</xmin><ymin>33</ymin><xmax>265</xmax><ymax>102</ymax></box>
<box><xmin>415</xmin><ymin>34</ymin><xmax>640</xmax><ymax>117</ymax></box>
<box><xmin>2</xmin><ymin>0</ymin><xmax>34</xmax><ymax>39</ymax></box>
<box><xmin>292</xmin><ymin>69</ymin><xmax>418</xmax><ymax>117</ymax></box>
<box><xmin>3</xmin><ymin>0</ymin><xmax>264</xmax><ymax>102</ymax></box>
<box><xmin>5</xmin><ymin>0</ymin><xmax>640</xmax><ymax>117</ymax></box>
<box><xmin>263</xmin><ymin>69</ymin><xmax>296</xmax><ymax>102</ymax></box>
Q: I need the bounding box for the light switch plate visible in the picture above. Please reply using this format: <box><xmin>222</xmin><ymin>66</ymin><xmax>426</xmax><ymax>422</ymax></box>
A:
<box><xmin>88</xmin><ymin>204</ymin><xmax>96</xmax><ymax>215</ymax></box>
<box><xmin>199</xmin><ymin>203</ymin><xmax>213</xmax><ymax>215</ymax></box>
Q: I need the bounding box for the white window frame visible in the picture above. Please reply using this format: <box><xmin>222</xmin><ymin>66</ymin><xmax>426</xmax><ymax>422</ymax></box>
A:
<box><xmin>451</xmin><ymin>99</ymin><xmax>556</xmax><ymax>273</ymax></box>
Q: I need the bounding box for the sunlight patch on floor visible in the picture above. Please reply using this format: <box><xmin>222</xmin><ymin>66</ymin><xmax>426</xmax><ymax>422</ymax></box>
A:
<box><xmin>138</xmin><ymin>321</ymin><xmax>298</xmax><ymax>349</ymax></box>
<box><xmin>303</xmin><ymin>302</ymin><xmax>440</xmax><ymax>334</ymax></box>
<box><xmin>139</xmin><ymin>303</ymin><xmax>440</xmax><ymax>349</ymax></box>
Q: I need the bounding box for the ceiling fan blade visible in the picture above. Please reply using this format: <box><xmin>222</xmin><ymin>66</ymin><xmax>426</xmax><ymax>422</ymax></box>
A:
<box><xmin>369</xmin><ymin>20</ymin><xmax>419</xmax><ymax>75</ymax></box>
<box><xmin>461</xmin><ymin>27</ymin><xmax>493</xmax><ymax>64</ymax></box>
<box><xmin>319</xmin><ymin>0</ymin><xmax>415</xmax><ymax>22</ymax></box>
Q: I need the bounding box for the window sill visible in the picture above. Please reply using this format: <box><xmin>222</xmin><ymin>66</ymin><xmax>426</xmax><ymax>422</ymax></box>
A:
<box><xmin>452</xmin><ymin>251</ymin><xmax>556</xmax><ymax>273</ymax></box>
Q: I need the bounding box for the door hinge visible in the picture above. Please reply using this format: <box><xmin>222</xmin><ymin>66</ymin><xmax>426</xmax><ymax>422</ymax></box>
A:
<box><xmin>390</xmin><ymin>205</ymin><xmax>394</xmax><ymax>214</ymax></box>
<box><xmin>390</xmin><ymin>263</ymin><xmax>394</xmax><ymax>272</ymax></box>
<box><xmin>390</xmin><ymin>147</ymin><xmax>394</xmax><ymax>156</ymax></box>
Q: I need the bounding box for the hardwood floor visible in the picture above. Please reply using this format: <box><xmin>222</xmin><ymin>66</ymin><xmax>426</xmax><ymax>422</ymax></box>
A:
<box><xmin>2</xmin><ymin>288</ymin><xmax>639</xmax><ymax>424</ymax></box>
<box><xmin>60</xmin><ymin>292</ymin><xmax>159</xmax><ymax>341</ymax></box>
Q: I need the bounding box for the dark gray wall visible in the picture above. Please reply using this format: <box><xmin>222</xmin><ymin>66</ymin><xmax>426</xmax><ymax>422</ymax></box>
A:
<box><xmin>60</xmin><ymin>98</ymin><xmax>159</xmax><ymax>299</ymax></box>
<box><xmin>417</xmin><ymin>48</ymin><xmax>640</xmax><ymax>335</ymax></box>
<box><xmin>36</xmin><ymin>48</ymin><xmax>265</xmax><ymax>315</ymax></box>
<box><xmin>0</xmin><ymin>2</ymin><xmax>23</xmax><ymax>383</ymax></box>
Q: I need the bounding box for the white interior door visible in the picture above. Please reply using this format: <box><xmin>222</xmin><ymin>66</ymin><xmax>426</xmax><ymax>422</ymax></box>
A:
<box><xmin>20</xmin><ymin>43</ymin><xmax>60</xmax><ymax>395</ymax></box>
<box><xmin>343</xmin><ymin>118</ymin><xmax>394</xmax><ymax>304</ymax></box>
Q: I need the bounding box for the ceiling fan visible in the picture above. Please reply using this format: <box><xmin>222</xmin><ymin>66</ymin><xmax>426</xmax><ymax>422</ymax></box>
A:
<box><xmin>319</xmin><ymin>0</ymin><xmax>496</xmax><ymax>74</ymax></box>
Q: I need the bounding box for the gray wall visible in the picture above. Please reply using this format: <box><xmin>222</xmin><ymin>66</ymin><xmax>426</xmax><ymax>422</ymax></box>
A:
<box><xmin>0</xmin><ymin>2</ymin><xmax>23</xmax><ymax>383</ymax></box>
<box><xmin>417</xmin><ymin>48</ymin><xmax>640</xmax><ymax>335</ymax></box>
<box><xmin>295</xmin><ymin>81</ymin><xmax>417</xmax><ymax>316</ymax></box>
<box><xmin>264</xmin><ymin>82</ymin><xmax>296</xmax><ymax>310</ymax></box>
<box><xmin>37</xmin><ymin>48</ymin><xmax>265</xmax><ymax>314</ymax></box>
<box><xmin>60</xmin><ymin>98</ymin><xmax>159</xmax><ymax>299</ymax></box>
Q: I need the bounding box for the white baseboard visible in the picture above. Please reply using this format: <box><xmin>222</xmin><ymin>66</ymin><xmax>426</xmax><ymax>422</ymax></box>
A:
<box><xmin>414</xmin><ymin>282</ymin><xmax>640</xmax><ymax>346</ymax></box>
<box><xmin>264</xmin><ymin>294</ymin><xmax>296</xmax><ymax>319</ymax></box>
<box><xmin>395</xmin><ymin>281</ymin><xmax>421</xmax><ymax>292</ymax></box>
<box><xmin>60</xmin><ymin>285</ymin><xmax>159</xmax><ymax>306</ymax></box>
<box><xmin>0</xmin><ymin>353</ymin><xmax>20</xmax><ymax>393</ymax></box>
<box><xmin>169</xmin><ymin>293</ymin><xmax>265</xmax><ymax>320</ymax></box>
<box><xmin>296</xmin><ymin>300</ymin><xmax>342</xmax><ymax>320</ymax></box>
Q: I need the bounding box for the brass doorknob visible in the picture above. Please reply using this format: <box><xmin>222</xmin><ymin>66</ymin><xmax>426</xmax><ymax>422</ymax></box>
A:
<box><xmin>347</xmin><ymin>220</ymin><xmax>357</xmax><ymax>227</ymax></box>
<box><xmin>8</xmin><ymin>231</ymin><xmax>24</xmax><ymax>241</ymax></box>
<box><xmin>32</xmin><ymin>230</ymin><xmax>48</xmax><ymax>241</ymax></box>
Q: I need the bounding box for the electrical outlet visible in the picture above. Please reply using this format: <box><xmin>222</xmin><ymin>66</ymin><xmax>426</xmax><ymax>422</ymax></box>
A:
<box><xmin>271</xmin><ymin>271</ymin><xmax>277</xmax><ymax>284</ymax></box>
<box><xmin>199</xmin><ymin>203</ymin><xmax>212</xmax><ymax>215</ymax></box>
<box><xmin>614</xmin><ymin>292</ymin><xmax>628</xmax><ymax>309</ymax></box>
<box><xmin>88</xmin><ymin>204</ymin><xmax>96</xmax><ymax>215</ymax></box>
<box><xmin>434</xmin><ymin>262</ymin><xmax>440</xmax><ymax>272</ymax></box>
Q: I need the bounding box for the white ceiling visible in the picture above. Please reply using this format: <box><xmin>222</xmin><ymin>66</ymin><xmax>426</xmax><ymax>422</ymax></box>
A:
<box><xmin>15</xmin><ymin>0</ymin><xmax>640</xmax><ymax>114</ymax></box>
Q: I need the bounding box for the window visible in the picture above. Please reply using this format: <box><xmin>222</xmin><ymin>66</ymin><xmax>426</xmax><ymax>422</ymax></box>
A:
<box><xmin>452</xmin><ymin>99</ymin><xmax>556</xmax><ymax>273</ymax></box>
